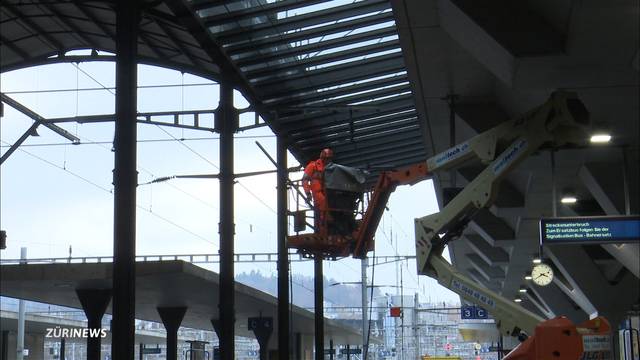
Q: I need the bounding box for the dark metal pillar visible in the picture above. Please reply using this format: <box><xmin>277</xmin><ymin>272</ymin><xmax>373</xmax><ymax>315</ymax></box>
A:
<box><xmin>139</xmin><ymin>343</ymin><xmax>143</xmax><ymax>360</ymax></box>
<box><xmin>76</xmin><ymin>289</ymin><xmax>111</xmax><ymax>360</ymax></box>
<box><xmin>217</xmin><ymin>82</ymin><xmax>237</xmax><ymax>360</ymax></box>
<box><xmin>329</xmin><ymin>339</ymin><xmax>334</xmax><ymax>360</ymax></box>
<box><xmin>295</xmin><ymin>333</ymin><xmax>302</xmax><ymax>360</ymax></box>
<box><xmin>60</xmin><ymin>338</ymin><xmax>65</xmax><ymax>360</ymax></box>
<box><xmin>112</xmin><ymin>0</ymin><xmax>139</xmax><ymax>359</ymax></box>
<box><xmin>211</xmin><ymin>319</ymin><xmax>221</xmax><ymax>339</ymax></box>
<box><xmin>314</xmin><ymin>257</ymin><xmax>324</xmax><ymax>360</ymax></box>
<box><xmin>277</xmin><ymin>135</ymin><xmax>290</xmax><ymax>360</ymax></box>
<box><xmin>157</xmin><ymin>307</ymin><xmax>187</xmax><ymax>360</ymax></box>
<box><xmin>1</xmin><ymin>331</ymin><xmax>7</xmax><ymax>360</ymax></box>
<box><xmin>249</xmin><ymin>318</ymin><xmax>273</xmax><ymax>360</ymax></box>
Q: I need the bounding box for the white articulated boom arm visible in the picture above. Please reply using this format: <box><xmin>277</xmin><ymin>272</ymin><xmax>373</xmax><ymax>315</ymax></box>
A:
<box><xmin>428</xmin><ymin>254</ymin><xmax>543</xmax><ymax>337</ymax></box>
<box><xmin>414</xmin><ymin>91</ymin><xmax>590</xmax><ymax>337</ymax></box>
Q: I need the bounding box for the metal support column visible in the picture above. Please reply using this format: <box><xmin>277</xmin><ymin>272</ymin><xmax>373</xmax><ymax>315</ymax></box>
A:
<box><xmin>217</xmin><ymin>82</ymin><xmax>237</xmax><ymax>360</ymax></box>
<box><xmin>112</xmin><ymin>0</ymin><xmax>139</xmax><ymax>359</ymax></box>
<box><xmin>157</xmin><ymin>307</ymin><xmax>187</xmax><ymax>360</ymax></box>
<box><xmin>329</xmin><ymin>339</ymin><xmax>334</xmax><ymax>360</ymax></box>
<box><xmin>60</xmin><ymin>338</ymin><xmax>65</xmax><ymax>360</ymax></box>
<box><xmin>1</xmin><ymin>331</ymin><xmax>9</xmax><ymax>360</ymax></box>
<box><xmin>76</xmin><ymin>289</ymin><xmax>112</xmax><ymax>360</ymax></box>
<box><xmin>415</xmin><ymin>294</ymin><xmax>421</xmax><ymax>358</ymax></box>
<box><xmin>361</xmin><ymin>258</ymin><xmax>368</xmax><ymax>359</ymax></box>
<box><xmin>277</xmin><ymin>135</ymin><xmax>290</xmax><ymax>360</ymax></box>
<box><xmin>17</xmin><ymin>247</ymin><xmax>26</xmax><ymax>360</ymax></box>
<box><xmin>314</xmin><ymin>257</ymin><xmax>324</xmax><ymax>360</ymax></box>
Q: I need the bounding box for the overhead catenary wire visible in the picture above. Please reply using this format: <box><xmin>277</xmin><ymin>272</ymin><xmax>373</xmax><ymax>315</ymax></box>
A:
<box><xmin>2</xmin><ymin>82</ymin><xmax>216</xmax><ymax>95</ymax></box>
<box><xmin>67</xmin><ymin>61</ymin><xmax>278</xmax><ymax>216</ymax></box>
<box><xmin>0</xmin><ymin>135</ymin><xmax>277</xmax><ymax>148</ymax></box>
<box><xmin>153</xmin><ymin>124</ymin><xmax>278</xmax><ymax>214</ymax></box>
<box><xmin>0</xmin><ymin>140</ymin><xmax>218</xmax><ymax>247</ymax></box>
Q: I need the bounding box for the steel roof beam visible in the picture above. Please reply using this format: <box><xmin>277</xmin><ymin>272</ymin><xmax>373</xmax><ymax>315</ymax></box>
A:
<box><xmin>282</xmin><ymin>106</ymin><xmax>416</xmax><ymax>135</ymax></box>
<box><xmin>303</xmin><ymin>117</ymin><xmax>419</xmax><ymax>146</ymax></box>
<box><xmin>75</xmin><ymin>2</ymin><xmax>116</xmax><ymax>38</ymax></box>
<box><xmin>3</xmin><ymin>3</ymin><xmax>65</xmax><ymax>52</ymax></box>
<box><xmin>300</xmin><ymin>83</ymin><xmax>410</xmax><ymax>108</ymax></box>
<box><xmin>202</xmin><ymin>0</ymin><xmax>326</xmax><ymax>28</ymax></box>
<box><xmin>163</xmin><ymin>0</ymin><xmax>312</xmax><ymax>168</ymax></box>
<box><xmin>335</xmin><ymin>144</ymin><xmax>426</xmax><ymax>168</ymax></box>
<box><xmin>301</xmin><ymin>126</ymin><xmax>421</xmax><ymax>152</ymax></box>
<box><xmin>278</xmin><ymin>94</ymin><xmax>414</xmax><ymax>127</ymax></box>
<box><xmin>341</xmin><ymin>151</ymin><xmax>424</xmax><ymax>173</ymax></box>
<box><xmin>190</xmin><ymin>0</ymin><xmax>229</xmax><ymax>11</ymax></box>
<box><xmin>224</xmin><ymin>11</ymin><xmax>395</xmax><ymax>55</ymax></box>
<box><xmin>153</xmin><ymin>16</ymin><xmax>202</xmax><ymax>68</ymax></box>
<box><xmin>266</xmin><ymin>73</ymin><xmax>408</xmax><ymax>107</ymax></box>
<box><xmin>337</xmin><ymin>144</ymin><xmax>426</xmax><ymax>165</ymax></box>
<box><xmin>296</xmin><ymin>117</ymin><xmax>418</xmax><ymax>148</ymax></box>
<box><xmin>245</xmin><ymin>39</ymin><xmax>400</xmax><ymax>79</ymax></box>
<box><xmin>285</xmin><ymin>109</ymin><xmax>417</xmax><ymax>140</ymax></box>
<box><xmin>40</xmin><ymin>3</ymin><xmax>100</xmax><ymax>49</ymax></box>
<box><xmin>356</xmin><ymin>153</ymin><xmax>427</xmax><ymax>170</ymax></box>
<box><xmin>235</xmin><ymin>26</ymin><xmax>398</xmax><ymax>67</ymax></box>
<box><xmin>215</xmin><ymin>0</ymin><xmax>390</xmax><ymax>44</ymax></box>
<box><xmin>299</xmin><ymin>114</ymin><xmax>418</xmax><ymax>142</ymax></box>
<box><xmin>162</xmin><ymin>0</ymin><xmax>274</xmax><ymax>123</ymax></box>
<box><xmin>0</xmin><ymin>34</ymin><xmax>29</xmax><ymax>59</ymax></box>
<box><xmin>254</xmin><ymin>52</ymin><xmax>404</xmax><ymax>88</ymax></box>
<box><xmin>138</xmin><ymin>23</ymin><xmax>167</xmax><ymax>59</ymax></box>
<box><xmin>263</xmin><ymin>61</ymin><xmax>405</xmax><ymax>101</ymax></box>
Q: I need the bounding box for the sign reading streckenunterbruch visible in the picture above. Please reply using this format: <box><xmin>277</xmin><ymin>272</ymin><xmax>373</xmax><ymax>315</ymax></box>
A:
<box><xmin>540</xmin><ymin>216</ymin><xmax>640</xmax><ymax>245</ymax></box>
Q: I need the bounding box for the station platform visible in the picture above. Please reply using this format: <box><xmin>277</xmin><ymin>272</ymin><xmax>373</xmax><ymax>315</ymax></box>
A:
<box><xmin>0</xmin><ymin>260</ymin><xmax>363</xmax><ymax>353</ymax></box>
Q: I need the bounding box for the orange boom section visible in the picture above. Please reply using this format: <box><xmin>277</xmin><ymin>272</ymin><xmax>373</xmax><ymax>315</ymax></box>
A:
<box><xmin>288</xmin><ymin>162</ymin><xmax>430</xmax><ymax>259</ymax></box>
<box><xmin>504</xmin><ymin>316</ymin><xmax>611</xmax><ymax>360</ymax></box>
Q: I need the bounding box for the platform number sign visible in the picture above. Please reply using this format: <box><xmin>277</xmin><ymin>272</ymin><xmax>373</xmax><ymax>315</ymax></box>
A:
<box><xmin>462</xmin><ymin>306</ymin><xmax>474</xmax><ymax>319</ymax></box>
<box><xmin>476</xmin><ymin>307</ymin><xmax>488</xmax><ymax>318</ymax></box>
<box><xmin>461</xmin><ymin>305</ymin><xmax>488</xmax><ymax>319</ymax></box>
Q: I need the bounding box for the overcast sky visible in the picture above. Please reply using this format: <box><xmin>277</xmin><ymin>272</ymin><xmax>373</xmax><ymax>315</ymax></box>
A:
<box><xmin>0</xmin><ymin>57</ymin><xmax>459</xmax><ymax>304</ymax></box>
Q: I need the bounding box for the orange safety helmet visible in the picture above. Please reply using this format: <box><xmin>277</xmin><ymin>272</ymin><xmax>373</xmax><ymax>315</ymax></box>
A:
<box><xmin>319</xmin><ymin>148</ymin><xmax>334</xmax><ymax>160</ymax></box>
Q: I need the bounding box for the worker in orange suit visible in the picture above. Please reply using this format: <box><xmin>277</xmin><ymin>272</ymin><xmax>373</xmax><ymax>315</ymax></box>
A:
<box><xmin>302</xmin><ymin>148</ymin><xmax>334</xmax><ymax>230</ymax></box>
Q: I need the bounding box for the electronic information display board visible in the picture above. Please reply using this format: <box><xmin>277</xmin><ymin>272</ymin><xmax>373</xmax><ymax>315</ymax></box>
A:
<box><xmin>540</xmin><ymin>216</ymin><xmax>640</xmax><ymax>245</ymax></box>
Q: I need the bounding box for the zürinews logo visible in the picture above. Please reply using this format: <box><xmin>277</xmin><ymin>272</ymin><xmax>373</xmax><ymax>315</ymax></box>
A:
<box><xmin>46</xmin><ymin>327</ymin><xmax>108</xmax><ymax>338</ymax></box>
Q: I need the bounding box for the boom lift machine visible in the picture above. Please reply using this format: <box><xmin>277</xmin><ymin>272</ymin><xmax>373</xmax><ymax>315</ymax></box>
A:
<box><xmin>287</xmin><ymin>92</ymin><xmax>612</xmax><ymax>359</ymax></box>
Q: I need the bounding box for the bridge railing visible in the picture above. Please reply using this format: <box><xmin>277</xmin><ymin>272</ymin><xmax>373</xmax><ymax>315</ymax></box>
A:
<box><xmin>0</xmin><ymin>253</ymin><xmax>414</xmax><ymax>265</ymax></box>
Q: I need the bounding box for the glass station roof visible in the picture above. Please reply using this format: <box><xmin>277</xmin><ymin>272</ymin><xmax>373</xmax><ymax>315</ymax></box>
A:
<box><xmin>1</xmin><ymin>0</ymin><xmax>427</xmax><ymax>173</ymax></box>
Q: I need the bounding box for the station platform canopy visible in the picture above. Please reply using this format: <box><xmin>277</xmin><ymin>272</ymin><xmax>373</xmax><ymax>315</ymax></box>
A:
<box><xmin>0</xmin><ymin>260</ymin><xmax>365</xmax><ymax>347</ymax></box>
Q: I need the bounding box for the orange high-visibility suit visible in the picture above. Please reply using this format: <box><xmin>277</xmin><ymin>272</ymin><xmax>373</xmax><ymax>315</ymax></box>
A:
<box><xmin>302</xmin><ymin>149</ymin><xmax>333</xmax><ymax>229</ymax></box>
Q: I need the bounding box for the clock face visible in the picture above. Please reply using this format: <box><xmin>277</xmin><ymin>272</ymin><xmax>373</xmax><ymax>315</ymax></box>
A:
<box><xmin>531</xmin><ymin>263</ymin><xmax>554</xmax><ymax>286</ymax></box>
